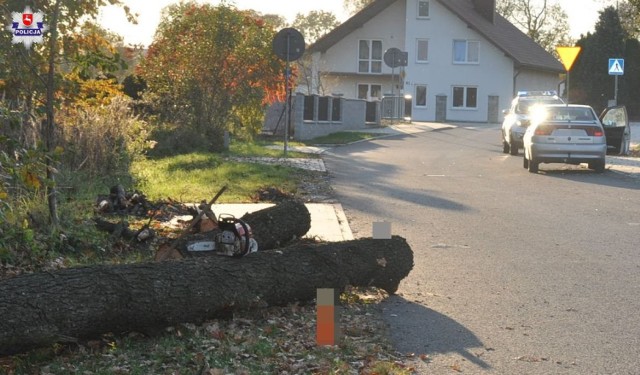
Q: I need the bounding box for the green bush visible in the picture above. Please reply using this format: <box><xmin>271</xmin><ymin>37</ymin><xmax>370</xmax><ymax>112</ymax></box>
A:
<box><xmin>145</xmin><ymin>120</ymin><xmax>212</xmax><ymax>158</ymax></box>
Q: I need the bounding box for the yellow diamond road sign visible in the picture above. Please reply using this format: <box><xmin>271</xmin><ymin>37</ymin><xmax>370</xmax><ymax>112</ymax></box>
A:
<box><xmin>556</xmin><ymin>46</ymin><xmax>581</xmax><ymax>71</ymax></box>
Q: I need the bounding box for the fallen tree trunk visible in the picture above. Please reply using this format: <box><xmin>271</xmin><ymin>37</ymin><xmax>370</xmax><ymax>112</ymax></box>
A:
<box><xmin>0</xmin><ymin>236</ymin><xmax>412</xmax><ymax>356</ymax></box>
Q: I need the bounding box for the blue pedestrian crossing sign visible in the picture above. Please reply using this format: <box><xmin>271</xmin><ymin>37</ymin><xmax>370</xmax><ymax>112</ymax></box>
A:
<box><xmin>608</xmin><ymin>58</ymin><xmax>624</xmax><ymax>75</ymax></box>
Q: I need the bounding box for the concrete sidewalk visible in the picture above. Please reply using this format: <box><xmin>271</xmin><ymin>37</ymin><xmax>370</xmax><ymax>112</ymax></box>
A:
<box><xmin>211</xmin><ymin>203</ymin><xmax>354</xmax><ymax>242</ymax></box>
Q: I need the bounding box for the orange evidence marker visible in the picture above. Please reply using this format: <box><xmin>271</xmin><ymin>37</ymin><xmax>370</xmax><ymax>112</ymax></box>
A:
<box><xmin>317</xmin><ymin>288</ymin><xmax>340</xmax><ymax>345</ymax></box>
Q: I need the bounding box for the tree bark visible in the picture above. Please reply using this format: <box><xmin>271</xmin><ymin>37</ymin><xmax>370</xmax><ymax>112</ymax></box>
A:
<box><xmin>0</xmin><ymin>236</ymin><xmax>413</xmax><ymax>356</ymax></box>
<box><xmin>44</xmin><ymin>0</ymin><xmax>61</xmax><ymax>227</ymax></box>
<box><xmin>239</xmin><ymin>199</ymin><xmax>311</xmax><ymax>250</ymax></box>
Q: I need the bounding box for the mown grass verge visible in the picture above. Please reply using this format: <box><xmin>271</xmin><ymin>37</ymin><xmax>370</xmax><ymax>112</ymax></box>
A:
<box><xmin>306</xmin><ymin>132</ymin><xmax>383</xmax><ymax>145</ymax></box>
<box><xmin>131</xmin><ymin>152</ymin><xmax>309</xmax><ymax>203</ymax></box>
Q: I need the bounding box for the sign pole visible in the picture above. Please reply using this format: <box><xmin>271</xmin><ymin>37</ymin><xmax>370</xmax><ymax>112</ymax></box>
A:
<box><xmin>614</xmin><ymin>75</ymin><xmax>618</xmax><ymax>105</ymax></box>
<box><xmin>566</xmin><ymin>70</ymin><xmax>570</xmax><ymax>104</ymax></box>
<box><xmin>391</xmin><ymin>66</ymin><xmax>395</xmax><ymax>96</ymax></box>
<box><xmin>391</xmin><ymin>65</ymin><xmax>396</xmax><ymax>125</ymax></box>
<box><xmin>272</xmin><ymin>27</ymin><xmax>305</xmax><ymax>158</ymax></box>
<box><xmin>608</xmin><ymin>58</ymin><xmax>624</xmax><ymax>106</ymax></box>
<box><xmin>284</xmin><ymin>34</ymin><xmax>290</xmax><ymax>157</ymax></box>
<box><xmin>383</xmin><ymin>47</ymin><xmax>408</xmax><ymax>124</ymax></box>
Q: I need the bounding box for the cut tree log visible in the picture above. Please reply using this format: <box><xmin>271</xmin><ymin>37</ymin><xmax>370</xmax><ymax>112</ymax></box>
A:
<box><xmin>155</xmin><ymin>199</ymin><xmax>312</xmax><ymax>260</ymax></box>
<box><xmin>238</xmin><ymin>198</ymin><xmax>311</xmax><ymax>250</ymax></box>
<box><xmin>0</xmin><ymin>236</ymin><xmax>413</xmax><ymax>356</ymax></box>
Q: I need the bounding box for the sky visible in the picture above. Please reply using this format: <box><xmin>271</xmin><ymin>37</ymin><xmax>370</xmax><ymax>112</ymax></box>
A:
<box><xmin>97</xmin><ymin>0</ymin><xmax>617</xmax><ymax>47</ymax></box>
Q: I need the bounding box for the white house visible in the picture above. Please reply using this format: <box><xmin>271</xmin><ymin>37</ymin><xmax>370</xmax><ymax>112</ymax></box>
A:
<box><xmin>304</xmin><ymin>0</ymin><xmax>564</xmax><ymax>123</ymax></box>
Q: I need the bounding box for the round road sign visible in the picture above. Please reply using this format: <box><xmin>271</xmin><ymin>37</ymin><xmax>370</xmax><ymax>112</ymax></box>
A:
<box><xmin>384</xmin><ymin>47</ymin><xmax>408</xmax><ymax>68</ymax></box>
<box><xmin>272</xmin><ymin>28</ymin><xmax>306</xmax><ymax>62</ymax></box>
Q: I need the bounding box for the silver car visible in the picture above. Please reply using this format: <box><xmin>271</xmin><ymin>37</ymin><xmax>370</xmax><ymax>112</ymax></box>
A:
<box><xmin>523</xmin><ymin>105</ymin><xmax>628</xmax><ymax>173</ymax></box>
<box><xmin>501</xmin><ymin>92</ymin><xmax>564</xmax><ymax>156</ymax></box>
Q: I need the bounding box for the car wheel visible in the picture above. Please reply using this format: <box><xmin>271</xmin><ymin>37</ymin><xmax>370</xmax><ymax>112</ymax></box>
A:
<box><xmin>523</xmin><ymin>155</ymin><xmax>529</xmax><ymax>169</ymax></box>
<box><xmin>589</xmin><ymin>160</ymin><xmax>605</xmax><ymax>173</ymax></box>
<box><xmin>527</xmin><ymin>158</ymin><xmax>539</xmax><ymax>173</ymax></box>
<box><xmin>502</xmin><ymin>141</ymin><xmax>510</xmax><ymax>154</ymax></box>
<box><xmin>509</xmin><ymin>142</ymin><xmax>518</xmax><ymax>156</ymax></box>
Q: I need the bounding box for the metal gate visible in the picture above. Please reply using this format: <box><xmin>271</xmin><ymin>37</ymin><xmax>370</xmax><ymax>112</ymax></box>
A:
<box><xmin>381</xmin><ymin>96</ymin><xmax>405</xmax><ymax>120</ymax></box>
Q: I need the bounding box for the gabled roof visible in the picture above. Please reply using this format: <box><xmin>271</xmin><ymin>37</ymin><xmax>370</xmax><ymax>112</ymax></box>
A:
<box><xmin>308</xmin><ymin>0</ymin><xmax>397</xmax><ymax>54</ymax></box>
<box><xmin>308</xmin><ymin>0</ymin><xmax>564</xmax><ymax>74</ymax></box>
<box><xmin>438</xmin><ymin>0</ymin><xmax>564</xmax><ymax>73</ymax></box>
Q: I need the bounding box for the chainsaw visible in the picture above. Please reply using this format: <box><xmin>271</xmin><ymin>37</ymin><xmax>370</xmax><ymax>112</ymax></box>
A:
<box><xmin>186</xmin><ymin>213</ymin><xmax>258</xmax><ymax>257</ymax></box>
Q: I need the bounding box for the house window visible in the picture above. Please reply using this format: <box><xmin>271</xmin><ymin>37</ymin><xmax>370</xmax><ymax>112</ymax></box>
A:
<box><xmin>452</xmin><ymin>86</ymin><xmax>478</xmax><ymax>108</ymax></box>
<box><xmin>416</xmin><ymin>39</ymin><xmax>429</xmax><ymax>62</ymax></box>
<box><xmin>453</xmin><ymin>40</ymin><xmax>479</xmax><ymax>63</ymax></box>
<box><xmin>358</xmin><ymin>40</ymin><xmax>383</xmax><ymax>73</ymax></box>
<box><xmin>303</xmin><ymin>96</ymin><xmax>315</xmax><ymax>120</ymax></box>
<box><xmin>318</xmin><ymin>97</ymin><xmax>330</xmax><ymax>121</ymax></box>
<box><xmin>332</xmin><ymin>98</ymin><xmax>342</xmax><ymax>121</ymax></box>
<box><xmin>418</xmin><ymin>0</ymin><xmax>430</xmax><ymax>18</ymax></box>
<box><xmin>358</xmin><ymin>84</ymin><xmax>382</xmax><ymax>100</ymax></box>
<box><xmin>415</xmin><ymin>85</ymin><xmax>427</xmax><ymax>107</ymax></box>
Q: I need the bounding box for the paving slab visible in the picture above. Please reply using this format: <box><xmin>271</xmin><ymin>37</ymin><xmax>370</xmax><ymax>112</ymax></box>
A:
<box><xmin>264</xmin><ymin>145</ymin><xmax>329</xmax><ymax>154</ymax></box>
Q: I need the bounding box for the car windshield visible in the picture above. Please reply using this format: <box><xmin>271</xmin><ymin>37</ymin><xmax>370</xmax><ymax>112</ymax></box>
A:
<box><xmin>541</xmin><ymin>107</ymin><xmax>596</xmax><ymax>122</ymax></box>
<box><xmin>515</xmin><ymin>98</ymin><xmax>563</xmax><ymax>114</ymax></box>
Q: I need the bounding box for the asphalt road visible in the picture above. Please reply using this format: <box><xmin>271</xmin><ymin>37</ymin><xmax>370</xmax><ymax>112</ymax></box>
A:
<box><xmin>323</xmin><ymin>124</ymin><xmax>640</xmax><ymax>374</ymax></box>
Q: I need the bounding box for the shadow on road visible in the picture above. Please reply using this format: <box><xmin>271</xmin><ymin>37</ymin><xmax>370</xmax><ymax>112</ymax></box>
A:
<box><xmin>382</xmin><ymin>295</ymin><xmax>491</xmax><ymax>370</ymax></box>
<box><xmin>324</xmin><ymin>137</ymin><xmax>471</xmax><ymax>220</ymax></box>
<box><xmin>529</xmin><ymin>167</ymin><xmax>639</xmax><ymax>190</ymax></box>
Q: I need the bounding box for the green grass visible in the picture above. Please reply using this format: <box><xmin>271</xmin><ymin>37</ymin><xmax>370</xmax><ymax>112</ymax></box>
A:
<box><xmin>228</xmin><ymin>140</ymin><xmax>311</xmax><ymax>158</ymax></box>
<box><xmin>130</xmin><ymin>151</ymin><xmax>307</xmax><ymax>203</ymax></box>
<box><xmin>306</xmin><ymin>131</ymin><xmax>383</xmax><ymax>145</ymax></box>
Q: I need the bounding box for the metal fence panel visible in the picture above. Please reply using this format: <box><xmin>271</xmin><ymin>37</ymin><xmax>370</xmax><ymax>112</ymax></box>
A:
<box><xmin>381</xmin><ymin>96</ymin><xmax>405</xmax><ymax>120</ymax></box>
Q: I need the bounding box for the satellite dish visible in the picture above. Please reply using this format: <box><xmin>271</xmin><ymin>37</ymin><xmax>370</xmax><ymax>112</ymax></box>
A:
<box><xmin>272</xmin><ymin>28</ymin><xmax>306</xmax><ymax>61</ymax></box>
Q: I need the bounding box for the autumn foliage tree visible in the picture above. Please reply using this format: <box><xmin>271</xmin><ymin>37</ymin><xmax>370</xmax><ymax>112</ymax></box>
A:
<box><xmin>291</xmin><ymin>11</ymin><xmax>340</xmax><ymax>44</ymax></box>
<box><xmin>139</xmin><ymin>3</ymin><xmax>286</xmax><ymax>150</ymax></box>
<box><xmin>496</xmin><ymin>0</ymin><xmax>573</xmax><ymax>56</ymax></box>
<box><xmin>343</xmin><ymin>0</ymin><xmax>375</xmax><ymax>15</ymax></box>
<box><xmin>1</xmin><ymin>0</ymin><xmax>136</xmax><ymax>229</ymax></box>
